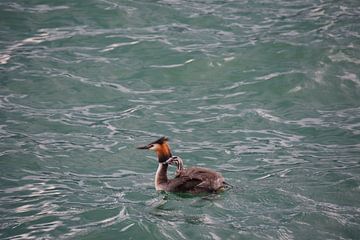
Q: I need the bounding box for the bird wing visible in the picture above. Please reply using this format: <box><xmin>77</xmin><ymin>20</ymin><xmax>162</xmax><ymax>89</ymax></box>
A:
<box><xmin>167</xmin><ymin>176</ymin><xmax>203</xmax><ymax>192</ymax></box>
<box><xmin>168</xmin><ymin>167</ymin><xmax>225</xmax><ymax>192</ymax></box>
<box><xmin>182</xmin><ymin>167</ymin><xmax>223</xmax><ymax>182</ymax></box>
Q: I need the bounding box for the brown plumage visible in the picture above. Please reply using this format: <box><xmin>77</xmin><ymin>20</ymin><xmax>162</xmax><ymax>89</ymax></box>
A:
<box><xmin>137</xmin><ymin>137</ymin><xmax>226</xmax><ymax>194</ymax></box>
<box><xmin>166</xmin><ymin>156</ymin><xmax>225</xmax><ymax>193</ymax></box>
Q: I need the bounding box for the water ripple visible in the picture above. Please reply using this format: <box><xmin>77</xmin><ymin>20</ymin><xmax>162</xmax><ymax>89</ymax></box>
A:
<box><xmin>1</xmin><ymin>0</ymin><xmax>360</xmax><ymax>239</ymax></box>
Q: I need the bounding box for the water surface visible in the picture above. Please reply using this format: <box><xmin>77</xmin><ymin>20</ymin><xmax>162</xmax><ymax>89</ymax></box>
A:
<box><xmin>1</xmin><ymin>0</ymin><xmax>360</xmax><ymax>239</ymax></box>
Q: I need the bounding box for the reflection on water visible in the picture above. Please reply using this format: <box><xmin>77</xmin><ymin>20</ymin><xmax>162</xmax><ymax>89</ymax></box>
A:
<box><xmin>1</xmin><ymin>0</ymin><xmax>360</xmax><ymax>239</ymax></box>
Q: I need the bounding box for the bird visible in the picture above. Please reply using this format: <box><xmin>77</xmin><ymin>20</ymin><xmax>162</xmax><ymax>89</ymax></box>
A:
<box><xmin>164</xmin><ymin>156</ymin><xmax>184</xmax><ymax>178</ymax></box>
<box><xmin>137</xmin><ymin>137</ymin><xmax>227</xmax><ymax>194</ymax></box>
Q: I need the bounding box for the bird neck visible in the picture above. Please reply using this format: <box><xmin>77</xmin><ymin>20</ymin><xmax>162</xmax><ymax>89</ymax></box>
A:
<box><xmin>156</xmin><ymin>143</ymin><xmax>172</xmax><ymax>163</ymax></box>
<box><xmin>155</xmin><ymin>163</ymin><xmax>168</xmax><ymax>190</ymax></box>
<box><xmin>176</xmin><ymin>158</ymin><xmax>184</xmax><ymax>171</ymax></box>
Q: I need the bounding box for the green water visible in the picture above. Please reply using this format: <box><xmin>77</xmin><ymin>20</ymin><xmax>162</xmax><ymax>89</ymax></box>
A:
<box><xmin>1</xmin><ymin>0</ymin><xmax>360</xmax><ymax>239</ymax></box>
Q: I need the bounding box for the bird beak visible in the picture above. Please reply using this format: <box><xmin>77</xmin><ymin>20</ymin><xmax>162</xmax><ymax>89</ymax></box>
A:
<box><xmin>165</xmin><ymin>156</ymin><xmax>175</xmax><ymax>165</ymax></box>
<box><xmin>136</xmin><ymin>145</ymin><xmax>151</xmax><ymax>150</ymax></box>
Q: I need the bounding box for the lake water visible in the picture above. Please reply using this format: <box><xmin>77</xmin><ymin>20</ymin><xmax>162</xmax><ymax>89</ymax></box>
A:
<box><xmin>1</xmin><ymin>0</ymin><xmax>360</xmax><ymax>239</ymax></box>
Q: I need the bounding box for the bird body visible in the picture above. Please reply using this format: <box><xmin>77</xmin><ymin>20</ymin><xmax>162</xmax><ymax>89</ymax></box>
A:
<box><xmin>166</xmin><ymin>156</ymin><xmax>225</xmax><ymax>193</ymax></box>
<box><xmin>137</xmin><ymin>137</ymin><xmax>226</xmax><ymax>194</ymax></box>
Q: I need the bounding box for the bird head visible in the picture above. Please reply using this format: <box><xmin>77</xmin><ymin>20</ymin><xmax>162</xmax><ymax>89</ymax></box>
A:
<box><xmin>137</xmin><ymin>137</ymin><xmax>172</xmax><ymax>163</ymax></box>
<box><xmin>165</xmin><ymin>156</ymin><xmax>182</xmax><ymax>167</ymax></box>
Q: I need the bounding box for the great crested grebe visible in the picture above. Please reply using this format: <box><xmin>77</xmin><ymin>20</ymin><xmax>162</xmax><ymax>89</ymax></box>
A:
<box><xmin>137</xmin><ymin>137</ymin><xmax>227</xmax><ymax>193</ymax></box>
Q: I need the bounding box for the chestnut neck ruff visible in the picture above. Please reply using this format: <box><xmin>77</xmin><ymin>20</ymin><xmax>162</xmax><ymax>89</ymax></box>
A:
<box><xmin>156</xmin><ymin>142</ymin><xmax>172</xmax><ymax>163</ymax></box>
